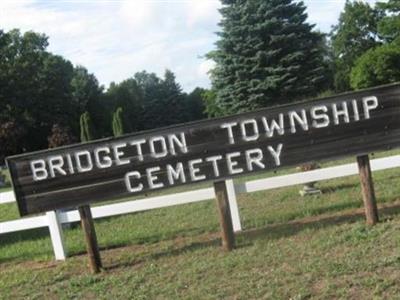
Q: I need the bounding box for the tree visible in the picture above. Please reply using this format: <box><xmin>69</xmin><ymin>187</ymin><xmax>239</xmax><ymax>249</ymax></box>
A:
<box><xmin>160</xmin><ymin>70</ymin><xmax>186</xmax><ymax>125</ymax></box>
<box><xmin>202</xmin><ymin>89</ymin><xmax>222</xmax><ymax>118</ymax></box>
<box><xmin>112</xmin><ymin>107</ymin><xmax>129</xmax><ymax>137</ymax></box>
<box><xmin>183</xmin><ymin>88</ymin><xmax>207</xmax><ymax>122</ymax></box>
<box><xmin>105</xmin><ymin>78</ymin><xmax>143</xmax><ymax>133</ymax></box>
<box><xmin>48</xmin><ymin>124</ymin><xmax>76</xmax><ymax>148</ymax></box>
<box><xmin>0</xmin><ymin>121</ymin><xmax>26</xmax><ymax>163</ymax></box>
<box><xmin>0</xmin><ymin>29</ymin><xmax>49</xmax><ymax>152</ymax></box>
<box><xmin>35</xmin><ymin>53</ymin><xmax>75</xmax><ymax>139</ymax></box>
<box><xmin>377</xmin><ymin>0</ymin><xmax>400</xmax><ymax>44</ymax></box>
<box><xmin>80</xmin><ymin>112</ymin><xmax>96</xmax><ymax>142</ymax></box>
<box><xmin>208</xmin><ymin>0</ymin><xmax>328</xmax><ymax>116</ymax></box>
<box><xmin>330</xmin><ymin>1</ymin><xmax>381</xmax><ymax>92</ymax></box>
<box><xmin>350</xmin><ymin>43</ymin><xmax>400</xmax><ymax>89</ymax></box>
<box><xmin>0</xmin><ymin>29</ymin><xmax>86</xmax><ymax>154</ymax></box>
<box><xmin>71</xmin><ymin>66</ymin><xmax>105</xmax><ymax>136</ymax></box>
<box><xmin>134</xmin><ymin>70</ymin><xmax>187</xmax><ymax>129</ymax></box>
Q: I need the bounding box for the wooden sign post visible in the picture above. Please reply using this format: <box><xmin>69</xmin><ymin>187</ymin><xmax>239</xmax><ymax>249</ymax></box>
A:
<box><xmin>6</xmin><ymin>83</ymin><xmax>400</xmax><ymax>267</ymax></box>
<box><xmin>214</xmin><ymin>181</ymin><xmax>235</xmax><ymax>251</ymax></box>
<box><xmin>78</xmin><ymin>205</ymin><xmax>102</xmax><ymax>273</ymax></box>
<box><xmin>357</xmin><ymin>155</ymin><xmax>379</xmax><ymax>225</ymax></box>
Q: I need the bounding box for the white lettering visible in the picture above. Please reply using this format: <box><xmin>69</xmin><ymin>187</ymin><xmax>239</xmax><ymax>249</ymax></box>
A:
<box><xmin>65</xmin><ymin>154</ymin><xmax>75</xmax><ymax>174</ymax></box>
<box><xmin>240</xmin><ymin>119</ymin><xmax>259</xmax><ymax>142</ymax></box>
<box><xmin>166</xmin><ymin>163</ymin><xmax>186</xmax><ymax>185</ymax></box>
<box><xmin>125</xmin><ymin>171</ymin><xmax>143</xmax><ymax>192</ymax></box>
<box><xmin>268</xmin><ymin>144</ymin><xmax>283</xmax><ymax>166</ymax></box>
<box><xmin>75</xmin><ymin>151</ymin><xmax>93</xmax><ymax>172</ymax></box>
<box><xmin>311</xmin><ymin>105</ymin><xmax>330</xmax><ymax>128</ymax></box>
<box><xmin>363</xmin><ymin>96</ymin><xmax>378</xmax><ymax>119</ymax></box>
<box><xmin>262</xmin><ymin>114</ymin><xmax>285</xmax><ymax>137</ymax></box>
<box><xmin>332</xmin><ymin>101</ymin><xmax>350</xmax><ymax>125</ymax></box>
<box><xmin>226</xmin><ymin>152</ymin><xmax>243</xmax><ymax>175</ymax></box>
<box><xmin>221</xmin><ymin>122</ymin><xmax>238</xmax><ymax>144</ymax></box>
<box><xmin>31</xmin><ymin>160</ymin><xmax>48</xmax><ymax>181</ymax></box>
<box><xmin>245</xmin><ymin>148</ymin><xmax>265</xmax><ymax>171</ymax></box>
<box><xmin>189</xmin><ymin>158</ymin><xmax>206</xmax><ymax>181</ymax></box>
<box><xmin>113</xmin><ymin>143</ymin><xmax>130</xmax><ymax>166</ymax></box>
<box><xmin>130</xmin><ymin>139</ymin><xmax>146</xmax><ymax>161</ymax></box>
<box><xmin>168</xmin><ymin>133</ymin><xmax>188</xmax><ymax>155</ymax></box>
<box><xmin>149</xmin><ymin>136</ymin><xmax>168</xmax><ymax>158</ymax></box>
<box><xmin>352</xmin><ymin>100</ymin><xmax>360</xmax><ymax>121</ymax></box>
<box><xmin>147</xmin><ymin>166</ymin><xmax>164</xmax><ymax>189</ymax></box>
<box><xmin>289</xmin><ymin>110</ymin><xmax>308</xmax><ymax>133</ymax></box>
<box><xmin>206</xmin><ymin>155</ymin><xmax>223</xmax><ymax>177</ymax></box>
<box><xmin>94</xmin><ymin>147</ymin><xmax>112</xmax><ymax>168</ymax></box>
<box><xmin>48</xmin><ymin>155</ymin><xmax>66</xmax><ymax>178</ymax></box>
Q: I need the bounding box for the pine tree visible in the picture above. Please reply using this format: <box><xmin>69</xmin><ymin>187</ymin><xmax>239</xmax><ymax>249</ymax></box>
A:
<box><xmin>80</xmin><ymin>112</ymin><xmax>95</xmax><ymax>142</ymax></box>
<box><xmin>209</xmin><ymin>0</ymin><xmax>328</xmax><ymax>116</ymax></box>
<box><xmin>112</xmin><ymin>107</ymin><xmax>127</xmax><ymax>137</ymax></box>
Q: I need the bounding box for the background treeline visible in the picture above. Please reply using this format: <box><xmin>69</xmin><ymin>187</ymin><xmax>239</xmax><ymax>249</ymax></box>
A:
<box><xmin>1</xmin><ymin>0</ymin><xmax>400</xmax><ymax>162</ymax></box>
<box><xmin>0</xmin><ymin>29</ymin><xmax>206</xmax><ymax>161</ymax></box>
<box><xmin>207</xmin><ymin>0</ymin><xmax>400</xmax><ymax>117</ymax></box>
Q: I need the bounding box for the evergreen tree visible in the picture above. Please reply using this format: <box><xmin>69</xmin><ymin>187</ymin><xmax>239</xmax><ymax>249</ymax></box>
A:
<box><xmin>112</xmin><ymin>107</ymin><xmax>128</xmax><ymax>137</ymax></box>
<box><xmin>80</xmin><ymin>112</ymin><xmax>95</xmax><ymax>142</ymax></box>
<box><xmin>184</xmin><ymin>88</ymin><xmax>207</xmax><ymax>122</ymax></box>
<box><xmin>161</xmin><ymin>70</ymin><xmax>185</xmax><ymax>125</ymax></box>
<box><xmin>209</xmin><ymin>0</ymin><xmax>328</xmax><ymax>116</ymax></box>
<box><xmin>71</xmin><ymin>66</ymin><xmax>105</xmax><ymax>136</ymax></box>
<box><xmin>135</xmin><ymin>70</ymin><xmax>186</xmax><ymax>129</ymax></box>
<box><xmin>106</xmin><ymin>78</ymin><xmax>143</xmax><ymax>133</ymax></box>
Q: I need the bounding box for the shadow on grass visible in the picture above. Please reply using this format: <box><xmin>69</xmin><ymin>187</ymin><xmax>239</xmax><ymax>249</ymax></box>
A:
<box><xmin>240</xmin><ymin>203</ymin><xmax>400</xmax><ymax>243</ymax></box>
<box><xmin>0</xmin><ymin>227</ymin><xmax>50</xmax><ymax>245</ymax></box>
<box><xmin>319</xmin><ymin>182</ymin><xmax>359</xmax><ymax>194</ymax></box>
<box><xmin>102</xmin><ymin>203</ymin><xmax>400</xmax><ymax>271</ymax></box>
<box><xmin>2</xmin><ymin>202</ymin><xmax>400</xmax><ymax>267</ymax></box>
<box><xmin>103</xmin><ymin>238</ymin><xmax>221</xmax><ymax>272</ymax></box>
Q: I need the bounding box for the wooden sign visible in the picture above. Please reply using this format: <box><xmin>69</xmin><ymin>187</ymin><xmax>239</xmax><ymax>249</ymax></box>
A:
<box><xmin>7</xmin><ymin>83</ymin><xmax>400</xmax><ymax>216</ymax></box>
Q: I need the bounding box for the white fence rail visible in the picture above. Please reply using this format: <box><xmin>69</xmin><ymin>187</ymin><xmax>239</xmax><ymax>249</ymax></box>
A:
<box><xmin>1</xmin><ymin>155</ymin><xmax>400</xmax><ymax>261</ymax></box>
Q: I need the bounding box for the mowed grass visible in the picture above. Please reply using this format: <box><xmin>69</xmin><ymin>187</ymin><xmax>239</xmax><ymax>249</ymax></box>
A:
<box><xmin>1</xmin><ymin>153</ymin><xmax>400</xmax><ymax>299</ymax></box>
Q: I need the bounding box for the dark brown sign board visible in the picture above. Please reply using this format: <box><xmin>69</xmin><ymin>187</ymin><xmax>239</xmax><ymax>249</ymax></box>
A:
<box><xmin>7</xmin><ymin>83</ymin><xmax>400</xmax><ymax>216</ymax></box>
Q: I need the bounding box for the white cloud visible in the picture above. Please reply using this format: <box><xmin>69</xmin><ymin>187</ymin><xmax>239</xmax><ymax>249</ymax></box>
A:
<box><xmin>0</xmin><ymin>0</ymin><xmax>379</xmax><ymax>92</ymax></box>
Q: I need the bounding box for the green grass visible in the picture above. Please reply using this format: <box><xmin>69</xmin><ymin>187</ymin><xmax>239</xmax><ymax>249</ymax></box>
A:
<box><xmin>1</xmin><ymin>152</ymin><xmax>400</xmax><ymax>299</ymax></box>
<box><xmin>0</xmin><ymin>167</ymin><xmax>11</xmax><ymax>193</ymax></box>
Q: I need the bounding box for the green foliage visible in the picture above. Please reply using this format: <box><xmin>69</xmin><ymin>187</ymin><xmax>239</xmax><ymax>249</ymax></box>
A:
<box><xmin>80</xmin><ymin>112</ymin><xmax>95</xmax><ymax>142</ymax></box>
<box><xmin>135</xmin><ymin>70</ymin><xmax>186</xmax><ymax>129</ymax></box>
<box><xmin>105</xmin><ymin>78</ymin><xmax>143</xmax><ymax>134</ymax></box>
<box><xmin>377</xmin><ymin>0</ymin><xmax>400</xmax><ymax>44</ymax></box>
<box><xmin>0</xmin><ymin>29</ymin><xmax>216</xmax><ymax>160</ymax></box>
<box><xmin>183</xmin><ymin>87</ymin><xmax>206</xmax><ymax>122</ymax></box>
<box><xmin>209</xmin><ymin>0</ymin><xmax>329</xmax><ymax>116</ymax></box>
<box><xmin>0</xmin><ymin>121</ymin><xmax>26</xmax><ymax>162</ymax></box>
<box><xmin>71</xmin><ymin>66</ymin><xmax>105</xmax><ymax>135</ymax></box>
<box><xmin>350</xmin><ymin>43</ymin><xmax>400</xmax><ymax>89</ymax></box>
<box><xmin>0</xmin><ymin>29</ymin><xmax>104</xmax><ymax>159</ymax></box>
<box><xmin>112</xmin><ymin>107</ymin><xmax>128</xmax><ymax>137</ymax></box>
<box><xmin>47</xmin><ymin>124</ymin><xmax>76</xmax><ymax>148</ymax></box>
<box><xmin>202</xmin><ymin>89</ymin><xmax>223</xmax><ymax>118</ymax></box>
<box><xmin>330</xmin><ymin>1</ymin><xmax>381</xmax><ymax>92</ymax></box>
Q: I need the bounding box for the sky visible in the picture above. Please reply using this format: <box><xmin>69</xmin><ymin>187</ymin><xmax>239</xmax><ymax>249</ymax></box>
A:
<box><xmin>0</xmin><ymin>0</ymin><xmax>378</xmax><ymax>92</ymax></box>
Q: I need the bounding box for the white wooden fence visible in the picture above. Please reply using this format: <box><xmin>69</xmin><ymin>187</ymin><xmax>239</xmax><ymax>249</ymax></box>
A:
<box><xmin>1</xmin><ymin>154</ymin><xmax>400</xmax><ymax>260</ymax></box>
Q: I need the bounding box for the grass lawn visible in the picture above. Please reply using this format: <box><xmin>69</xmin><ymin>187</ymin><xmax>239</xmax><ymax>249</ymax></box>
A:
<box><xmin>1</xmin><ymin>152</ymin><xmax>400</xmax><ymax>299</ymax></box>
